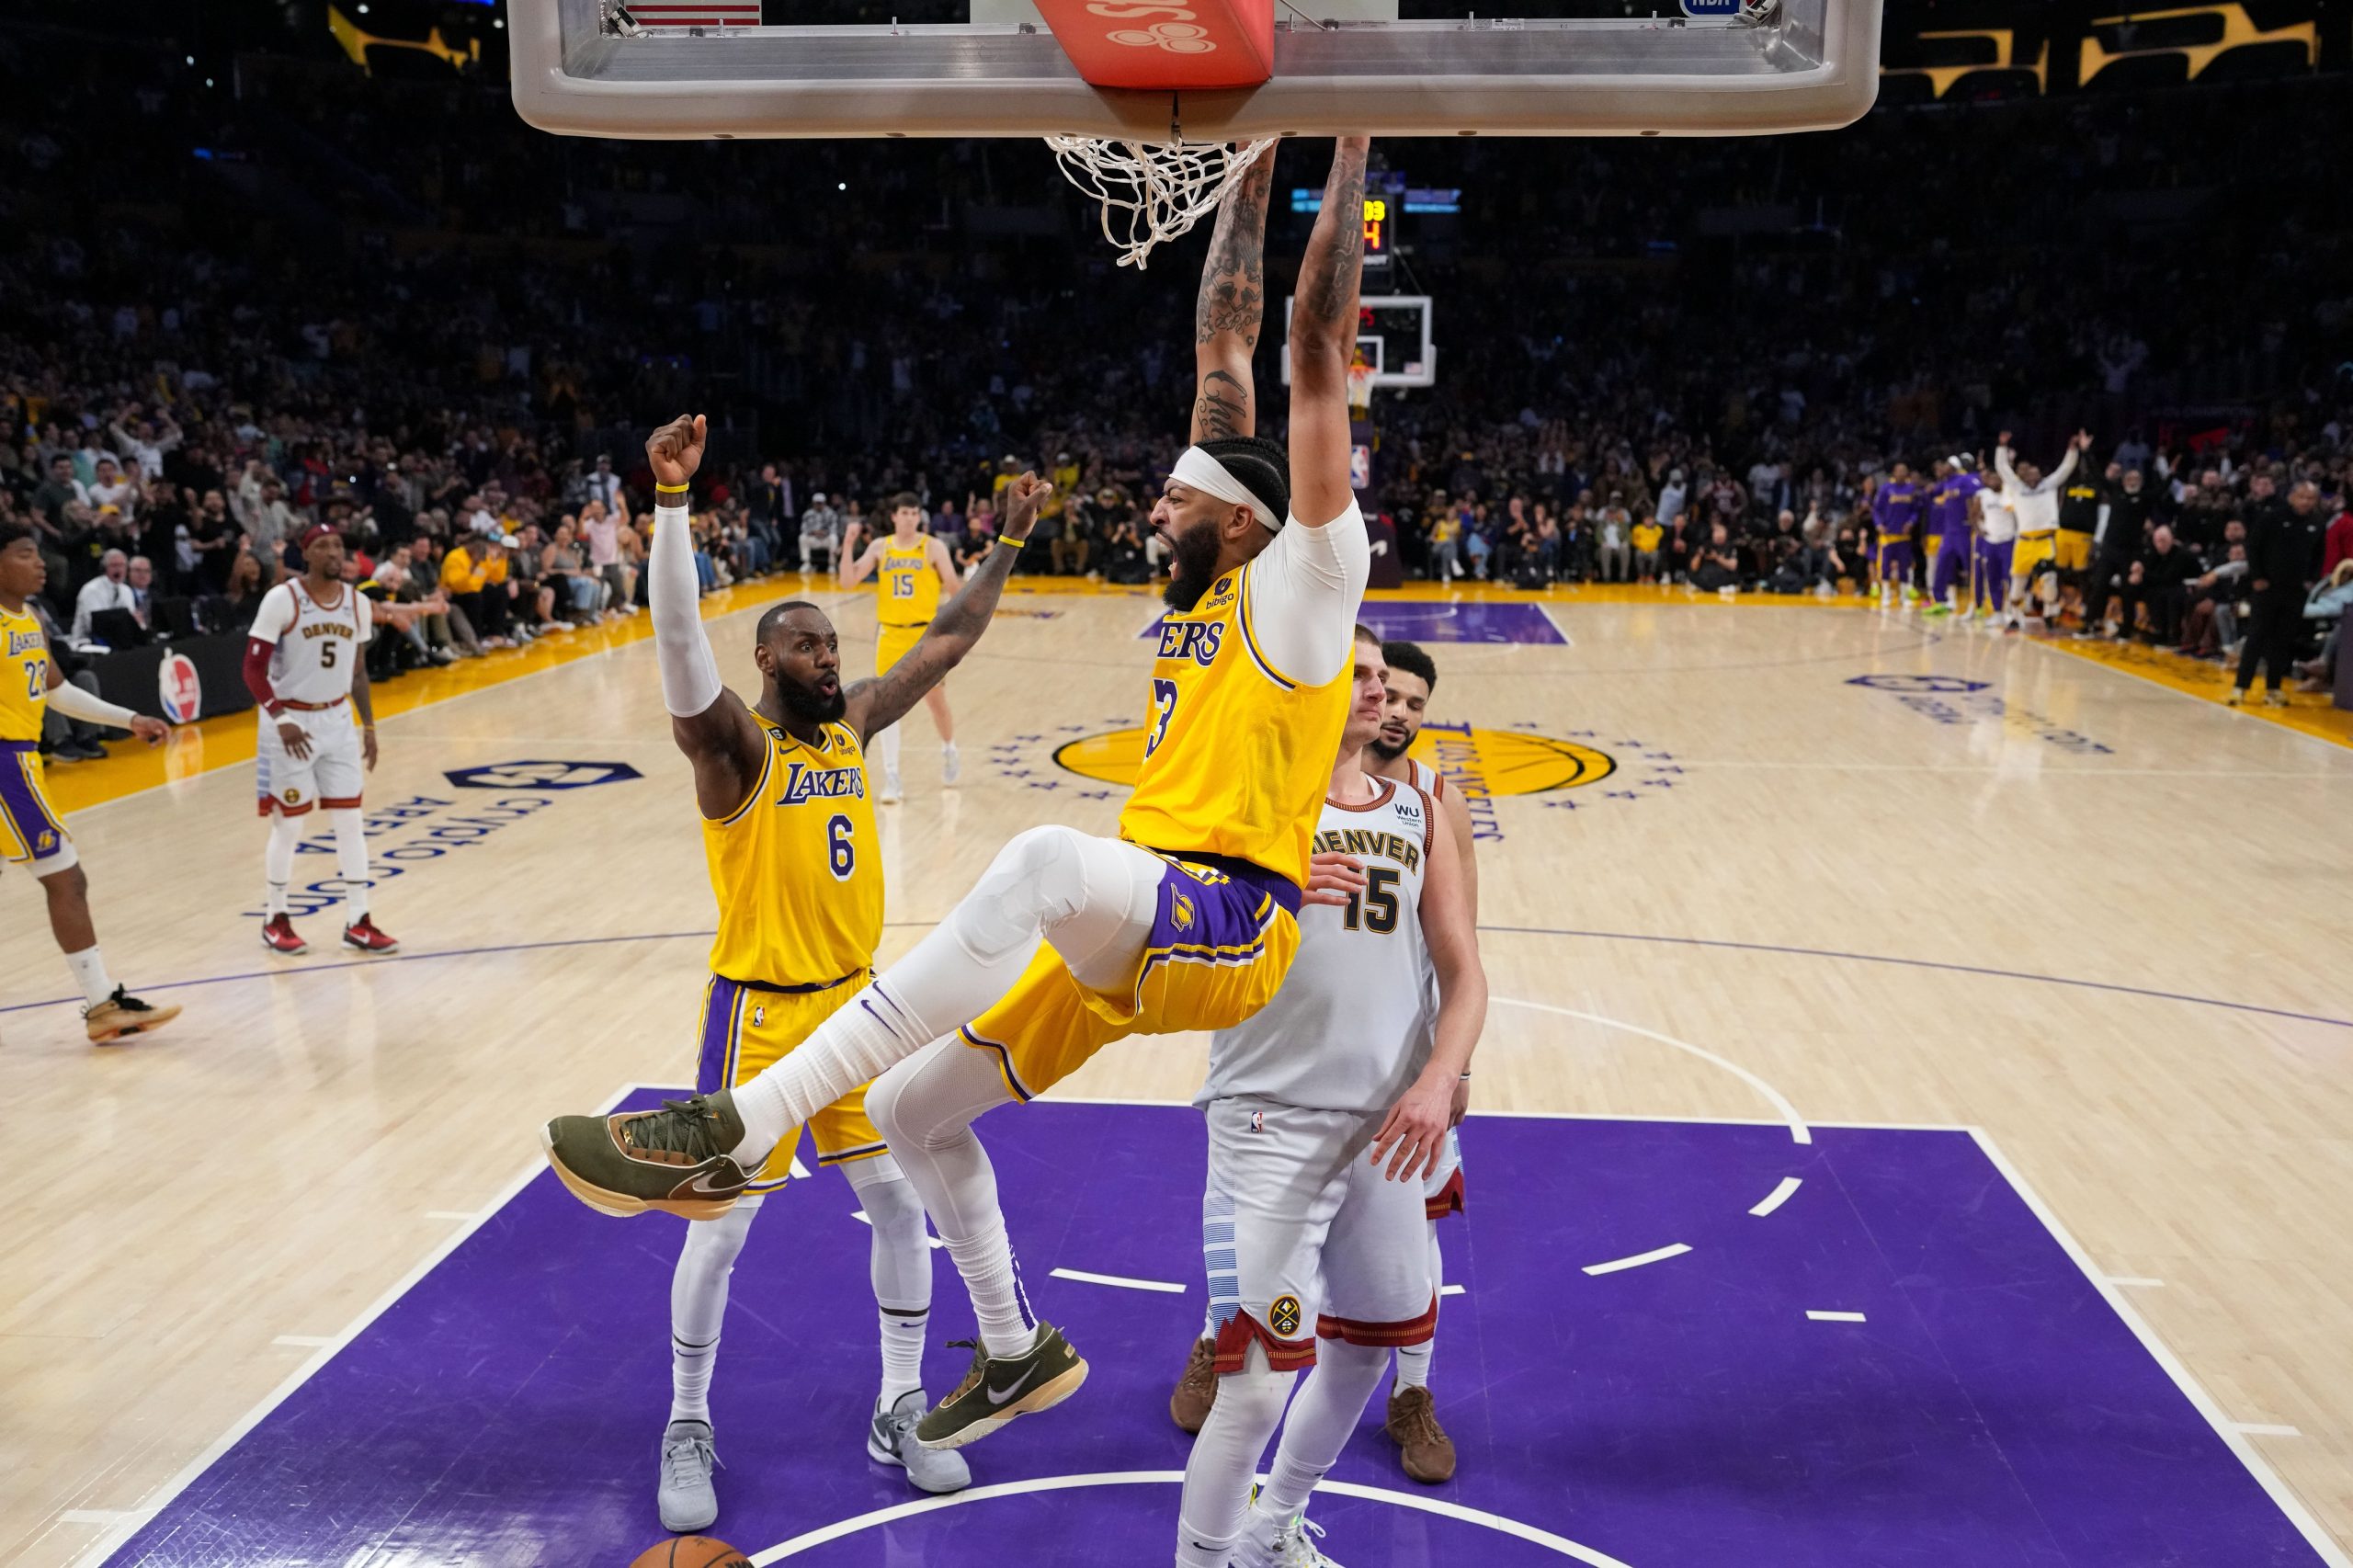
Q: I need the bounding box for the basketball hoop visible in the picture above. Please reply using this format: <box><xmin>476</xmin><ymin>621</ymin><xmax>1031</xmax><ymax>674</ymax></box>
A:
<box><xmin>1046</xmin><ymin>135</ymin><xmax>1278</xmax><ymax>271</ymax></box>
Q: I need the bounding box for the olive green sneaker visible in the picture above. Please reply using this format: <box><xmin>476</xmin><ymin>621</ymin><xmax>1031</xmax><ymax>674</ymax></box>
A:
<box><xmin>914</xmin><ymin>1324</ymin><xmax>1089</xmax><ymax>1451</ymax></box>
<box><xmin>540</xmin><ymin>1091</ymin><xmax>753</xmax><ymax>1219</ymax></box>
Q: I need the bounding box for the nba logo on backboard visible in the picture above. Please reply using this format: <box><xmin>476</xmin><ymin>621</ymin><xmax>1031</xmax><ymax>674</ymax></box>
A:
<box><xmin>1680</xmin><ymin>0</ymin><xmax>1742</xmax><ymax>13</ymax></box>
<box><xmin>157</xmin><ymin>652</ymin><xmax>202</xmax><ymax>724</ymax></box>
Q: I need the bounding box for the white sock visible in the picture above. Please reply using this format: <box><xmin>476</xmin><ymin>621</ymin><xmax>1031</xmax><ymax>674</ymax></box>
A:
<box><xmin>1175</xmin><ymin>1353</ymin><xmax>1292</xmax><ymax>1568</ymax></box>
<box><xmin>1393</xmin><ymin>1224</ymin><xmax>1441</xmax><ymax>1391</ymax></box>
<box><xmin>330</xmin><ymin>808</ymin><xmax>371</xmax><ymax>919</ymax></box>
<box><xmin>669</xmin><ymin>1194</ymin><xmax>763</xmax><ymax>1426</ymax></box>
<box><xmin>731</xmin><ymin>826</ymin><xmax>1157</xmax><ymax>1164</ymax></box>
<box><xmin>874</xmin><ymin>722</ymin><xmax>902</xmax><ymax>779</ymax></box>
<box><xmin>844</xmin><ymin>1159</ymin><xmax>932</xmax><ymax>1407</ymax></box>
<box><xmin>868</xmin><ymin>1040</ymin><xmax>1038</xmax><ymax>1358</ymax></box>
<box><xmin>1259</xmin><ymin>1339</ymin><xmax>1390</xmax><ymax>1520</ymax></box>
<box><xmin>264</xmin><ymin>812</ymin><xmax>301</xmax><ymax>915</ymax></box>
<box><xmin>64</xmin><ymin>946</ymin><xmax>113</xmax><ymax>1007</ymax></box>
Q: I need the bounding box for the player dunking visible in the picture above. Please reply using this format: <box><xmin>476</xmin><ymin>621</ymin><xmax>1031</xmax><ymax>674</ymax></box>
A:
<box><xmin>628</xmin><ymin>419</ymin><xmax>1046</xmax><ymax>1530</ymax></box>
<box><xmin>1174</xmin><ymin>628</ymin><xmax>1487</xmax><ymax>1568</ymax></box>
<box><xmin>247</xmin><ymin>525</ymin><xmax>398</xmax><ymax>956</ymax></box>
<box><xmin>0</xmin><ymin>522</ymin><xmax>181</xmax><ymax>1044</ymax></box>
<box><xmin>542</xmin><ymin>134</ymin><xmax>1375</xmax><ymax>1455</ymax></box>
<box><xmin>839</xmin><ymin>492</ymin><xmax>962</xmax><ymax>804</ymax></box>
<box><xmin>1168</xmin><ymin>636</ymin><xmax>1481</xmax><ymax>1488</ymax></box>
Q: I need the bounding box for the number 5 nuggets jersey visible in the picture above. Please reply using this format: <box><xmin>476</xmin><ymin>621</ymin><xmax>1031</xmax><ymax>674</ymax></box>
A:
<box><xmin>878</xmin><ymin>539</ymin><xmax>938</xmax><ymax>630</ymax></box>
<box><xmin>1119</xmin><ymin>508</ymin><xmax>1368</xmax><ymax>890</ymax></box>
<box><xmin>1</xmin><ymin>604</ymin><xmax>50</xmax><ymax>743</ymax></box>
<box><xmin>703</xmin><ymin>710</ymin><xmax>881</xmax><ymax>986</ymax></box>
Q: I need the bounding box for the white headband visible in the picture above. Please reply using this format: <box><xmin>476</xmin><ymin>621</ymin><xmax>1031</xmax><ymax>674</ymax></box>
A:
<box><xmin>1171</xmin><ymin>446</ymin><xmax>1282</xmax><ymax>533</ymax></box>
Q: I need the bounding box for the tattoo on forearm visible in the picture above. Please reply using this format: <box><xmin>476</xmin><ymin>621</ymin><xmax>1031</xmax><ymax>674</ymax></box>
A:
<box><xmin>1195</xmin><ymin>162</ymin><xmax>1271</xmax><ymax>347</ymax></box>
<box><xmin>1301</xmin><ymin>147</ymin><xmax>1368</xmax><ymax>331</ymax></box>
<box><xmin>1194</xmin><ymin>370</ymin><xmax>1249</xmax><ymax>440</ymax></box>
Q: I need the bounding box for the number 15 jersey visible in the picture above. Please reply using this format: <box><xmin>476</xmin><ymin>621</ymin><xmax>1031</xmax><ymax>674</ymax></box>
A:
<box><xmin>703</xmin><ymin>710</ymin><xmax>881</xmax><ymax>987</ymax></box>
<box><xmin>1199</xmin><ymin>777</ymin><xmax>1437</xmax><ymax>1115</ymax></box>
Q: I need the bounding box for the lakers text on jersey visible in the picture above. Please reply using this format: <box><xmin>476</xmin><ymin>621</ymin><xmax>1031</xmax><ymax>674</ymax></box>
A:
<box><xmin>1118</xmin><ymin>559</ymin><xmax>1351</xmax><ymax>891</ymax></box>
<box><xmin>698</xmin><ymin>710</ymin><xmax>888</xmax><ymax>1184</ymax></box>
<box><xmin>876</xmin><ymin>539</ymin><xmax>938</xmax><ymax>675</ymax></box>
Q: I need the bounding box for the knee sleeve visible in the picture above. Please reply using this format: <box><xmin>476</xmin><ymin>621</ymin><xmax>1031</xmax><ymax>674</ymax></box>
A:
<box><xmin>841</xmin><ymin>1156</ymin><xmax>932</xmax><ymax>1308</ymax></box>
<box><xmin>672</xmin><ymin>1192</ymin><xmax>763</xmax><ymax>1339</ymax></box>
<box><xmin>953</xmin><ymin>825</ymin><xmax>1160</xmax><ymax>987</ymax></box>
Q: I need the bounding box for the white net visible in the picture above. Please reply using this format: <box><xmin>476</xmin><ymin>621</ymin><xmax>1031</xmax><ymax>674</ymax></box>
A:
<box><xmin>1045</xmin><ymin>135</ymin><xmax>1279</xmax><ymax>271</ymax></box>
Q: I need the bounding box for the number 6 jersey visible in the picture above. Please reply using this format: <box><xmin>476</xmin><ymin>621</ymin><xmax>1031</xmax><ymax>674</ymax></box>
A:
<box><xmin>701</xmin><ymin>707</ymin><xmax>882</xmax><ymax>987</ymax></box>
<box><xmin>1197</xmin><ymin>775</ymin><xmax>1436</xmax><ymax>1116</ymax></box>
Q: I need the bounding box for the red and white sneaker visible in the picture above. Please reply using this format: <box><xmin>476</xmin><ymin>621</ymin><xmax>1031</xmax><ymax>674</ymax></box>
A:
<box><xmin>342</xmin><ymin>916</ymin><xmax>400</xmax><ymax>954</ymax></box>
<box><xmin>261</xmin><ymin>914</ymin><xmax>308</xmax><ymax>955</ymax></box>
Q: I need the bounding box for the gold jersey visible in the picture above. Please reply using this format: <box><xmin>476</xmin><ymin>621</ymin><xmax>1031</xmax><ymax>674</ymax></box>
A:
<box><xmin>0</xmin><ymin>604</ymin><xmax>50</xmax><ymax>744</ymax></box>
<box><xmin>703</xmin><ymin>709</ymin><xmax>882</xmax><ymax>986</ymax></box>
<box><xmin>878</xmin><ymin>538</ymin><xmax>940</xmax><ymax>630</ymax></box>
<box><xmin>1117</xmin><ymin>562</ymin><xmax>1349</xmax><ymax>890</ymax></box>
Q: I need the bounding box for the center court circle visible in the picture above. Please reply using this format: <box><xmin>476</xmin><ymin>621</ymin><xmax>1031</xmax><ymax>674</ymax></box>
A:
<box><xmin>752</xmin><ymin>1471</ymin><xmax>1636</xmax><ymax>1565</ymax></box>
<box><xmin>1052</xmin><ymin>725</ymin><xmax>1616</xmax><ymax>796</ymax></box>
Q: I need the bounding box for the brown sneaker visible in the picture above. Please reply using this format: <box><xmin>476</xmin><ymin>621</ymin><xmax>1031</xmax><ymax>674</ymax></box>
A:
<box><xmin>1385</xmin><ymin>1385</ymin><xmax>1457</xmax><ymax>1483</ymax></box>
<box><xmin>1169</xmin><ymin>1336</ymin><xmax>1218</xmax><ymax>1434</ymax></box>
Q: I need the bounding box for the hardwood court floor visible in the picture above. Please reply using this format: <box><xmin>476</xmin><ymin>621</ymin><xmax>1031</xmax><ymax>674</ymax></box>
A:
<box><xmin>2</xmin><ymin>580</ymin><xmax>2347</xmax><ymax>1566</ymax></box>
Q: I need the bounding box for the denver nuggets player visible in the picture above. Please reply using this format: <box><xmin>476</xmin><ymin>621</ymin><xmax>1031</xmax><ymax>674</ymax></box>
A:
<box><xmin>247</xmin><ymin>525</ymin><xmax>397</xmax><ymax>956</ymax></box>
<box><xmin>1175</xmin><ymin>628</ymin><xmax>1486</xmax><ymax>1568</ymax></box>
<box><xmin>542</xmin><ymin>135</ymin><xmax>1375</xmax><ymax>1456</ymax></box>
<box><xmin>1167</xmin><ymin>637</ymin><xmax>1479</xmax><ymax>1488</ymax></box>
<box><xmin>608</xmin><ymin>415</ymin><xmax>1044</xmax><ymax>1532</ymax></box>
<box><xmin>838</xmin><ymin>493</ymin><xmax>961</xmax><ymax>803</ymax></box>
<box><xmin>0</xmin><ymin>522</ymin><xmax>180</xmax><ymax>1043</ymax></box>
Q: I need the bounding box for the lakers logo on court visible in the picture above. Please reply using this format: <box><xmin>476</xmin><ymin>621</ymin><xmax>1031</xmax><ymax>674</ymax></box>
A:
<box><xmin>1050</xmin><ymin>722</ymin><xmax>1616</xmax><ymax>797</ymax></box>
<box><xmin>1268</xmin><ymin>1294</ymin><xmax>1302</xmax><ymax>1336</ymax></box>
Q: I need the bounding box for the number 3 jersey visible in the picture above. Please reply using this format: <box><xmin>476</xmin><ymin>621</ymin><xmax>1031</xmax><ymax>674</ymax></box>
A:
<box><xmin>1198</xmin><ymin>776</ymin><xmax>1437</xmax><ymax>1116</ymax></box>
<box><xmin>702</xmin><ymin>708</ymin><xmax>881</xmax><ymax>987</ymax></box>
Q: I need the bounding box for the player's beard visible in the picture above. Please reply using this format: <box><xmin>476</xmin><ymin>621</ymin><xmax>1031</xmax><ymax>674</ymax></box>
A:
<box><xmin>1160</xmin><ymin>518</ymin><xmax>1223</xmax><ymax>612</ymax></box>
<box><xmin>1365</xmin><ymin>731</ymin><xmax>1410</xmax><ymax>765</ymax></box>
<box><xmin>778</xmin><ymin>672</ymin><xmax>847</xmax><ymax>724</ymax></box>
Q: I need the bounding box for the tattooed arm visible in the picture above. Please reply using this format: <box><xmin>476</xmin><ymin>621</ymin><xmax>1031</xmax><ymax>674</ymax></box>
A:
<box><xmin>1190</xmin><ymin>150</ymin><xmax>1277</xmax><ymax>444</ymax></box>
<box><xmin>1286</xmin><ymin>136</ymin><xmax>1370</xmax><ymax>532</ymax></box>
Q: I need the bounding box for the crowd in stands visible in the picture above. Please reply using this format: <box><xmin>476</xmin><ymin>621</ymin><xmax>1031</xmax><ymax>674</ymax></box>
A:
<box><xmin>4</xmin><ymin>17</ymin><xmax>2349</xmax><ymax>767</ymax></box>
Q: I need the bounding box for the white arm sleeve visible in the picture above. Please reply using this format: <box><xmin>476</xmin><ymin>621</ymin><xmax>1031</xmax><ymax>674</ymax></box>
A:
<box><xmin>247</xmin><ymin>584</ymin><xmax>296</xmax><ymax>645</ymax></box>
<box><xmin>1241</xmin><ymin>502</ymin><xmax>1372</xmax><ymax>687</ymax></box>
<box><xmin>2043</xmin><ymin>446</ymin><xmax>2080</xmax><ymax>494</ymax></box>
<box><xmin>650</xmin><ymin>503</ymin><xmax>723</xmax><ymax>718</ymax></box>
<box><xmin>47</xmin><ymin>679</ymin><xmax>141</xmax><ymax>729</ymax></box>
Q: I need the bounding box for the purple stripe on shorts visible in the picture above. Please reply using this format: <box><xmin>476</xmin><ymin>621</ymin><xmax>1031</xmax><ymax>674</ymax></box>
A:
<box><xmin>0</xmin><ymin>754</ymin><xmax>63</xmax><ymax>847</ymax></box>
<box><xmin>695</xmin><ymin>978</ymin><xmax>741</xmax><ymax>1096</ymax></box>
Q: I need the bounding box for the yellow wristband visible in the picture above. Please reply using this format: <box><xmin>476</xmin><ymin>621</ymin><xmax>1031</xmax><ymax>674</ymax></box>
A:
<box><xmin>996</xmin><ymin>534</ymin><xmax>1025</xmax><ymax>551</ymax></box>
<box><xmin>654</xmin><ymin>483</ymin><xmax>689</xmax><ymax>498</ymax></box>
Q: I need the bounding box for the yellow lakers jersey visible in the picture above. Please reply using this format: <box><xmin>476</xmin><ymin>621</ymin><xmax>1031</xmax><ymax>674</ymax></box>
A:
<box><xmin>0</xmin><ymin>605</ymin><xmax>50</xmax><ymax>744</ymax></box>
<box><xmin>704</xmin><ymin>710</ymin><xmax>882</xmax><ymax>985</ymax></box>
<box><xmin>878</xmin><ymin>538</ymin><xmax>939</xmax><ymax>630</ymax></box>
<box><xmin>1118</xmin><ymin>562</ymin><xmax>1349</xmax><ymax>889</ymax></box>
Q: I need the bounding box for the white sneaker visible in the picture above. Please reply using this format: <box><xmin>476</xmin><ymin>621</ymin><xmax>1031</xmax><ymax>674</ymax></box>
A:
<box><xmin>879</xmin><ymin>767</ymin><xmax>903</xmax><ymax>805</ymax></box>
<box><xmin>940</xmin><ymin>743</ymin><xmax>961</xmax><ymax>787</ymax></box>
<box><xmin>656</xmin><ymin>1418</ymin><xmax>720</xmax><ymax>1533</ymax></box>
<box><xmin>868</xmin><ymin>1391</ymin><xmax>972</xmax><ymax>1495</ymax></box>
<box><xmin>1238</xmin><ymin>1506</ymin><xmax>1343</xmax><ymax>1568</ymax></box>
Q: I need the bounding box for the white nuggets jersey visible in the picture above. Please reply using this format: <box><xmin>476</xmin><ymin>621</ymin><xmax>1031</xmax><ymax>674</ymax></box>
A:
<box><xmin>251</xmin><ymin>581</ymin><xmax>370</xmax><ymax>702</ymax></box>
<box><xmin>1199</xmin><ymin>778</ymin><xmax>1435</xmax><ymax>1115</ymax></box>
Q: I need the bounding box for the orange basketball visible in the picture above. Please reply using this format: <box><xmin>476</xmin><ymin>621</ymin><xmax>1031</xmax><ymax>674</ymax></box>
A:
<box><xmin>628</xmin><ymin>1538</ymin><xmax>751</xmax><ymax>1568</ymax></box>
